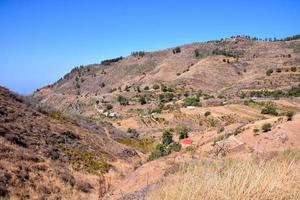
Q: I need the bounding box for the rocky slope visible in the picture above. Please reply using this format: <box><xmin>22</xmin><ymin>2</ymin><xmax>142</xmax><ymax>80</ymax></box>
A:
<box><xmin>32</xmin><ymin>36</ymin><xmax>300</xmax><ymax>118</ymax></box>
<box><xmin>0</xmin><ymin>86</ymin><xmax>141</xmax><ymax>199</ymax></box>
<box><xmin>6</xmin><ymin>35</ymin><xmax>300</xmax><ymax>199</ymax></box>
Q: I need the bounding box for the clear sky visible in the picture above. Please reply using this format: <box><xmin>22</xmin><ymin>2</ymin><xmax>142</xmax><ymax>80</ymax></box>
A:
<box><xmin>1</xmin><ymin>0</ymin><xmax>300</xmax><ymax>95</ymax></box>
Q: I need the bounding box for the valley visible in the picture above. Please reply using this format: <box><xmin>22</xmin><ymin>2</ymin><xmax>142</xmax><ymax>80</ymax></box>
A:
<box><xmin>1</xmin><ymin>35</ymin><xmax>300</xmax><ymax>199</ymax></box>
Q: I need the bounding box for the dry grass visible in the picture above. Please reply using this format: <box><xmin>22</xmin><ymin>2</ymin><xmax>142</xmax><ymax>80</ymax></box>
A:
<box><xmin>147</xmin><ymin>150</ymin><xmax>300</xmax><ymax>200</ymax></box>
<box><xmin>117</xmin><ymin>138</ymin><xmax>158</xmax><ymax>153</ymax></box>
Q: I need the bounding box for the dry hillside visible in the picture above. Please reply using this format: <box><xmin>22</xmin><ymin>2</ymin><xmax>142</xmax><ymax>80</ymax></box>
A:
<box><xmin>32</xmin><ymin>36</ymin><xmax>300</xmax><ymax>118</ymax></box>
<box><xmin>0</xmin><ymin>86</ymin><xmax>142</xmax><ymax>199</ymax></box>
<box><xmin>2</xmin><ymin>35</ymin><xmax>300</xmax><ymax>200</ymax></box>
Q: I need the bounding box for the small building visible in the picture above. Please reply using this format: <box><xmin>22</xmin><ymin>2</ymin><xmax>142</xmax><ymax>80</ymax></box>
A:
<box><xmin>181</xmin><ymin>138</ymin><xmax>193</xmax><ymax>145</ymax></box>
<box><xmin>186</xmin><ymin>106</ymin><xmax>196</xmax><ymax>109</ymax></box>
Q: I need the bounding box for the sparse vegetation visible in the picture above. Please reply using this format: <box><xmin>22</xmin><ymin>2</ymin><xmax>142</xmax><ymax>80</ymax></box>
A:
<box><xmin>291</xmin><ymin>67</ymin><xmax>297</xmax><ymax>72</ymax></box>
<box><xmin>204</xmin><ymin>111</ymin><xmax>211</xmax><ymax>117</ymax></box>
<box><xmin>131</xmin><ymin>51</ymin><xmax>145</xmax><ymax>57</ymax></box>
<box><xmin>117</xmin><ymin>95</ymin><xmax>129</xmax><ymax>105</ymax></box>
<box><xmin>175</xmin><ymin>125</ymin><xmax>189</xmax><ymax>139</ymax></box>
<box><xmin>148</xmin><ymin>144</ymin><xmax>169</xmax><ymax>161</ymax></box>
<box><xmin>194</xmin><ymin>49</ymin><xmax>211</xmax><ymax>58</ymax></box>
<box><xmin>100</xmin><ymin>82</ymin><xmax>105</xmax><ymax>88</ymax></box>
<box><xmin>162</xmin><ymin>129</ymin><xmax>173</xmax><ymax>146</ymax></box>
<box><xmin>152</xmin><ymin>84</ymin><xmax>160</xmax><ymax>90</ymax></box>
<box><xmin>147</xmin><ymin>150</ymin><xmax>300</xmax><ymax>200</ymax></box>
<box><xmin>172</xmin><ymin>47</ymin><xmax>181</xmax><ymax>54</ymax></box>
<box><xmin>218</xmin><ymin>127</ymin><xmax>224</xmax><ymax>133</ymax></box>
<box><xmin>206</xmin><ymin>116</ymin><xmax>219</xmax><ymax>127</ymax></box>
<box><xmin>288</xmin><ymin>84</ymin><xmax>300</xmax><ymax>97</ymax></box>
<box><xmin>159</xmin><ymin>92</ymin><xmax>174</xmax><ymax>103</ymax></box>
<box><xmin>262</xmin><ymin>123</ymin><xmax>272</xmax><ymax>132</ymax></box>
<box><xmin>49</xmin><ymin>111</ymin><xmax>69</xmax><ymax>123</ymax></box>
<box><xmin>127</xmin><ymin>127</ymin><xmax>138</xmax><ymax>137</ymax></box>
<box><xmin>105</xmin><ymin>104</ymin><xmax>113</xmax><ymax>111</ymax></box>
<box><xmin>261</xmin><ymin>103</ymin><xmax>278</xmax><ymax>116</ymax></box>
<box><xmin>185</xmin><ymin>146</ymin><xmax>196</xmax><ymax>153</ymax></box>
<box><xmin>148</xmin><ymin>129</ymin><xmax>182</xmax><ymax>161</ymax></box>
<box><xmin>212</xmin><ymin>48</ymin><xmax>240</xmax><ymax>58</ymax></box>
<box><xmin>139</xmin><ymin>95</ymin><xmax>147</xmax><ymax>105</ymax></box>
<box><xmin>266</xmin><ymin>69</ymin><xmax>273</xmax><ymax>76</ymax></box>
<box><xmin>194</xmin><ymin>48</ymin><xmax>241</xmax><ymax>59</ymax></box>
<box><xmin>58</xmin><ymin>144</ymin><xmax>110</xmax><ymax>174</ymax></box>
<box><xmin>150</xmin><ymin>104</ymin><xmax>164</xmax><ymax>114</ymax></box>
<box><xmin>118</xmin><ymin>138</ymin><xmax>156</xmax><ymax>153</ymax></box>
<box><xmin>101</xmin><ymin>56</ymin><xmax>123</xmax><ymax>65</ymax></box>
<box><xmin>233</xmin><ymin>127</ymin><xmax>244</xmax><ymax>135</ymax></box>
<box><xmin>183</xmin><ymin>96</ymin><xmax>200</xmax><ymax>107</ymax></box>
<box><xmin>286</xmin><ymin>110</ymin><xmax>295</xmax><ymax>121</ymax></box>
<box><xmin>253</xmin><ymin>127</ymin><xmax>260</xmax><ymax>135</ymax></box>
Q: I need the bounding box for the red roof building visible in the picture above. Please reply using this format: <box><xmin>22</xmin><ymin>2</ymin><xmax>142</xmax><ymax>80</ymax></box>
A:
<box><xmin>181</xmin><ymin>138</ymin><xmax>192</xmax><ymax>145</ymax></box>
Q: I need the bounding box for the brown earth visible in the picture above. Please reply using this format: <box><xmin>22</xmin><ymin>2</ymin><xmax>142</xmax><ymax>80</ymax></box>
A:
<box><xmin>0</xmin><ymin>86</ymin><xmax>142</xmax><ymax>199</ymax></box>
<box><xmin>2</xmin><ymin>36</ymin><xmax>300</xmax><ymax>200</ymax></box>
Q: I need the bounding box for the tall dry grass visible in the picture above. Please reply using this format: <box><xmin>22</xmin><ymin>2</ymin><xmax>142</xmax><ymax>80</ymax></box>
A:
<box><xmin>147</xmin><ymin>150</ymin><xmax>300</xmax><ymax>200</ymax></box>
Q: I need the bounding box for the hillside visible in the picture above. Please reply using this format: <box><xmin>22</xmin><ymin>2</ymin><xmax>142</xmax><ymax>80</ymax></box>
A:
<box><xmin>4</xmin><ymin>35</ymin><xmax>300</xmax><ymax>199</ymax></box>
<box><xmin>0</xmin><ymin>87</ymin><xmax>142</xmax><ymax>199</ymax></box>
<box><xmin>32</xmin><ymin>36</ymin><xmax>300</xmax><ymax>118</ymax></box>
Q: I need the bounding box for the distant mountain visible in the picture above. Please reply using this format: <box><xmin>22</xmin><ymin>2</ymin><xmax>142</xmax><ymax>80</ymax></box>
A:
<box><xmin>32</xmin><ymin>36</ymin><xmax>300</xmax><ymax>117</ymax></box>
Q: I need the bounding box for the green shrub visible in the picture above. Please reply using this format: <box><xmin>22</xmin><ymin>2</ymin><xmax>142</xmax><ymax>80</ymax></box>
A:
<box><xmin>253</xmin><ymin>128</ymin><xmax>260</xmax><ymax>133</ymax></box>
<box><xmin>233</xmin><ymin>127</ymin><xmax>244</xmax><ymax>135</ymax></box>
<box><xmin>162</xmin><ymin>130</ymin><xmax>173</xmax><ymax>146</ymax></box>
<box><xmin>286</xmin><ymin>111</ymin><xmax>295</xmax><ymax>121</ymax></box>
<box><xmin>127</xmin><ymin>128</ymin><xmax>137</xmax><ymax>134</ymax></box>
<box><xmin>152</xmin><ymin>84</ymin><xmax>160</xmax><ymax>90</ymax></box>
<box><xmin>168</xmin><ymin>142</ymin><xmax>182</xmax><ymax>152</ymax></box>
<box><xmin>204</xmin><ymin>111</ymin><xmax>211</xmax><ymax>117</ymax></box>
<box><xmin>101</xmin><ymin>56</ymin><xmax>123</xmax><ymax>65</ymax></box>
<box><xmin>144</xmin><ymin>86</ymin><xmax>149</xmax><ymax>90</ymax></box>
<box><xmin>118</xmin><ymin>138</ymin><xmax>155</xmax><ymax>153</ymax></box>
<box><xmin>288</xmin><ymin>84</ymin><xmax>300</xmax><ymax>97</ymax></box>
<box><xmin>160</xmin><ymin>84</ymin><xmax>167</xmax><ymax>92</ymax></box>
<box><xmin>183</xmin><ymin>96</ymin><xmax>200</xmax><ymax>107</ymax></box>
<box><xmin>206</xmin><ymin>116</ymin><xmax>219</xmax><ymax>127</ymax></box>
<box><xmin>49</xmin><ymin>112</ymin><xmax>70</xmax><ymax>123</ymax></box>
<box><xmin>185</xmin><ymin>146</ymin><xmax>196</xmax><ymax>153</ymax></box>
<box><xmin>276</xmin><ymin>68</ymin><xmax>282</xmax><ymax>73</ymax></box>
<box><xmin>139</xmin><ymin>96</ymin><xmax>147</xmax><ymax>105</ymax></box>
<box><xmin>159</xmin><ymin>92</ymin><xmax>174</xmax><ymax>103</ymax></box>
<box><xmin>291</xmin><ymin>67</ymin><xmax>297</xmax><ymax>72</ymax></box>
<box><xmin>261</xmin><ymin>103</ymin><xmax>278</xmax><ymax>116</ymax></box>
<box><xmin>58</xmin><ymin>145</ymin><xmax>110</xmax><ymax>174</ymax></box>
<box><xmin>131</xmin><ymin>51</ymin><xmax>145</xmax><ymax>57</ymax></box>
<box><xmin>148</xmin><ymin>130</ymin><xmax>182</xmax><ymax>161</ymax></box>
<box><xmin>105</xmin><ymin>104</ymin><xmax>113</xmax><ymax>110</ymax></box>
<box><xmin>148</xmin><ymin>144</ymin><xmax>169</xmax><ymax>161</ymax></box>
<box><xmin>176</xmin><ymin>125</ymin><xmax>189</xmax><ymax>139</ymax></box>
<box><xmin>124</xmin><ymin>85</ymin><xmax>130</xmax><ymax>92</ymax></box>
<box><xmin>218</xmin><ymin>127</ymin><xmax>225</xmax><ymax>133</ymax></box>
<box><xmin>266</xmin><ymin>69</ymin><xmax>273</xmax><ymax>76</ymax></box>
<box><xmin>262</xmin><ymin>123</ymin><xmax>272</xmax><ymax>132</ymax></box>
<box><xmin>172</xmin><ymin>47</ymin><xmax>181</xmax><ymax>54</ymax></box>
<box><xmin>117</xmin><ymin>96</ymin><xmax>129</xmax><ymax>106</ymax></box>
<box><xmin>212</xmin><ymin>48</ymin><xmax>240</xmax><ymax>58</ymax></box>
<box><xmin>150</xmin><ymin>103</ymin><xmax>164</xmax><ymax>114</ymax></box>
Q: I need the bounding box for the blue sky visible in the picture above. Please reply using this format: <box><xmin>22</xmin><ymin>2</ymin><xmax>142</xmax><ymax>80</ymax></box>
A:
<box><xmin>0</xmin><ymin>0</ymin><xmax>300</xmax><ymax>95</ymax></box>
